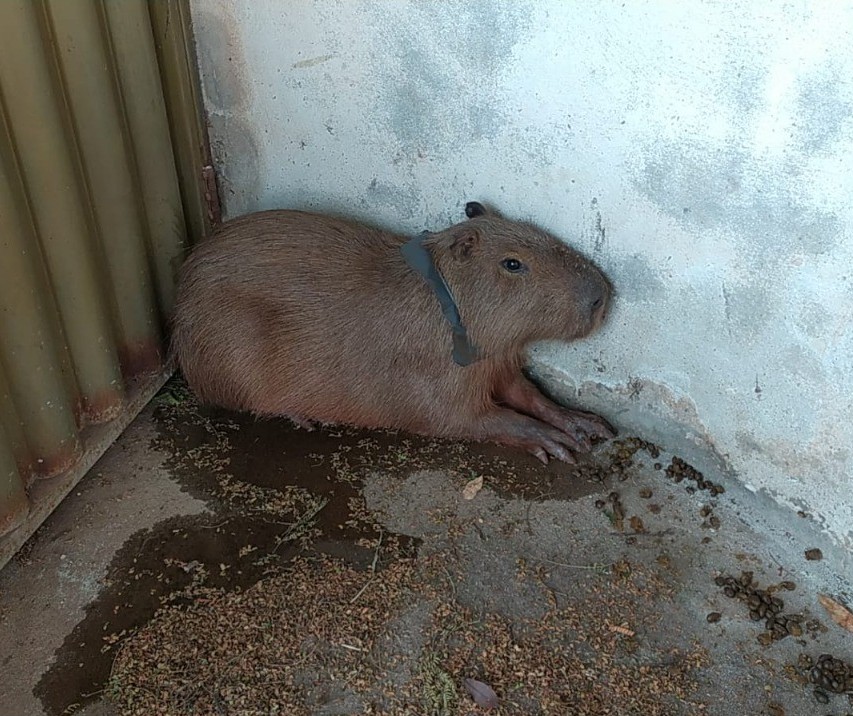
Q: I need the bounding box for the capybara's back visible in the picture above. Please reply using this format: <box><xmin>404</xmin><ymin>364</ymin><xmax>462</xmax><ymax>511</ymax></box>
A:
<box><xmin>172</xmin><ymin>210</ymin><xmax>420</xmax><ymax>425</ymax></box>
<box><xmin>172</xmin><ymin>204</ymin><xmax>615</xmax><ymax>463</ymax></box>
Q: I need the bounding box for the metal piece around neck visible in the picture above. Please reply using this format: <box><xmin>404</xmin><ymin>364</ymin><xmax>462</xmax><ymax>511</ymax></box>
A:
<box><xmin>400</xmin><ymin>231</ymin><xmax>481</xmax><ymax>366</ymax></box>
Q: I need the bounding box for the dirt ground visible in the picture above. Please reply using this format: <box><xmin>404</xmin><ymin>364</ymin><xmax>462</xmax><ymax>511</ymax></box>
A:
<box><xmin>0</xmin><ymin>377</ymin><xmax>851</xmax><ymax>715</ymax></box>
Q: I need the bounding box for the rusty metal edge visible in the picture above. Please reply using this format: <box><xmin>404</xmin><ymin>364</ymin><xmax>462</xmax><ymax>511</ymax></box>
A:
<box><xmin>0</xmin><ymin>367</ymin><xmax>173</xmax><ymax>573</ymax></box>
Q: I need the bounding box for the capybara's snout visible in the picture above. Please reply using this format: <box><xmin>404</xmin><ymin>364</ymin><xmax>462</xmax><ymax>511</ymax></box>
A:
<box><xmin>580</xmin><ymin>266</ymin><xmax>611</xmax><ymax>333</ymax></box>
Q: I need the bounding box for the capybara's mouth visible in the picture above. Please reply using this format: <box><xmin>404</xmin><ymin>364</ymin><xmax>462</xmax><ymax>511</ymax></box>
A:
<box><xmin>575</xmin><ymin>302</ymin><xmax>608</xmax><ymax>339</ymax></box>
<box><xmin>592</xmin><ymin>303</ymin><xmax>608</xmax><ymax>331</ymax></box>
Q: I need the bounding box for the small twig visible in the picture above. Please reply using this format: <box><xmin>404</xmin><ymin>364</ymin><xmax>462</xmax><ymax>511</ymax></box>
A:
<box><xmin>472</xmin><ymin>522</ymin><xmax>486</xmax><ymax>541</ymax></box>
<box><xmin>199</xmin><ymin>518</ymin><xmax>235</xmax><ymax>530</ymax></box>
<box><xmin>525</xmin><ymin>500</ymin><xmax>535</xmax><ymax>536</ymax></box>
<box><xmin>369</xmin><ymin>530</ymin><xmax>384</xmax><ymax>572</ymax></box>
<box><xmin>537</xmin><ymin>557</ymin><xmax>611</xmax><ymax>572</ymax></box>
<box><xmin>271</xmin><ymin>498</ymin><xmax>329</xmax><ymax>553</ymax></box>
<box><xmin>337</xmin><ymin>643</ymin><xmax>365</xmax><ymax>652</ymax></box>
<box><xmin>349</xmin><ymin>579</ymin><xmax>373</xmax><ymax>604</ymax></box>
<box><xmin>134</xmin><ymin>535</ymin><xmax>153</xmax><ymax>560</ymax></box>
<box><xmin>609</xmin><ymin>623</ymin><xmax>636</xmax><ymax>637</ymax></box>
<box><xmin>211</xmin><ymin>688</ymin><xmax>228</xmax><ymax>716</ymax></box>
<box><xmin>440</xmin><ymin>563</ymin><xmax>457</xmax><ymax>599</ymax></box>
<box><xmin>350</xmin><ymin>531</ymin><xmax>384</xmax><ymax>604</ymax></box>
<box><xmin>768</xmin><ymin>552</ymin><xmax>787</xmax><ymax>576</ymax></box>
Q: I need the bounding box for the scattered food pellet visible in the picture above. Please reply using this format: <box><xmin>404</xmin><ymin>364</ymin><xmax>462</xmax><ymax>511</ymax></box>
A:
<box><xmin>805</xmin><ymin>548</ymin><xmax>823</xmax><ymax>561</ymax></box>
<box><xmin>706</xmin><ymin>612</ymin><xmax>721</xmax><ymax>623</ymax></box>
<box><xmin>716</xmin><ymin>572</ymin><xmax>806</xmax><ymax>644</ymax></box>
<box><xmin>808</xmin><ymin>653</ymin><xmax>853</xmax><ymax>695</ymax></box>
<box><xmin>663</xmin><ymin>456</ymin><xmax>726</xmax><ymax>496</ymax></box>
<box><xmin>639</xmin><ymin>487</ymin><xmax>652</xmax><ymax>499</ymax></box>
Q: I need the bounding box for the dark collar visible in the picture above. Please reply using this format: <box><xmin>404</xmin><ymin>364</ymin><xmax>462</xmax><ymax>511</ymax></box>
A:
<box><xmin>400</xmin><ymin>231</ymin><xmax>481</xmax><ymax>366</ymax></box>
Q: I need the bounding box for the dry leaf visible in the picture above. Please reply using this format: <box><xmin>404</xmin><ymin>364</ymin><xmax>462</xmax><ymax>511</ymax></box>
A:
<box><xmin>609</xmin><ymin>623</ymin><xmax>636</xmax><ymax>637</ymax></box>
<box><xmin>818</xmin><ymin>594</ymin><xmax>853</xmax><ymax>633</ymax></box>
<box><xmin>462</xmin><ymin>476</ymin><xmax>484</xmax><ymax>500</ymax></box>
<box><xmin>464</xmin><ymin>677</ymin><xmax>499</xmax><ymax>709</ymax></box>
<box><xmin>629</xmin><ymin>516</ymin><xmax>645</xmax><ymax>533</ymax></box>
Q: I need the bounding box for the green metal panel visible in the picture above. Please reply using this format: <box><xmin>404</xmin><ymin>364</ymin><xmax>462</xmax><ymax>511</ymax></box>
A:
<box><xmin>45</xmin><ymin>0</ymin><xmax>164</xmax><ymax>377</ymax></box>
<box><xmin>149</xmin><ymin>0</ymin><xmax>212</xmax><ymax>244</ymax></box>
<box><xmin>0</xmin><ymin>0</ymin><xmax>124</xmax><ymax>423</ymax></box>
<box><xmin>0</xmin><ymin>421</ymin><xmax>28</xmax><ymax>537</ymax></box>
<box><xmin>0</xmin><ymin>0</ymin><xmax>210</xmax><ymax>547</ymax></box>
<box><xmin>101</xmin><ymin>0</ymin><xmax>188</xmax><ymax>320</ymax></box>
<box><xmin>0</xmin><ymin>95</ymin><xmax>82</xmax><ymax>478</ymax></box>
<box><xmin>0</xmin><ymin>360</ymin><xmax>33</xmax><ymax>479</ymax></box>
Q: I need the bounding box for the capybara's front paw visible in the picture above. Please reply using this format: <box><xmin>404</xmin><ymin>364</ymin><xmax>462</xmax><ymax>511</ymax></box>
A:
<box><xmin>552</xmin><ymin>409</ymin><xmax>615</xmax><ymax>451</ymax></box>
<box><xmin>516</xmin><ymin>423</ymin><xmax>580</xmax><ymax>465</ymax></box>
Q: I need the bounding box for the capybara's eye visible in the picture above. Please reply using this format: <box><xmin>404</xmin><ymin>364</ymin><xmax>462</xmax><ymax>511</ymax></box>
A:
<box><xmin>501</xmin><ymin>258</ymin><xmax>526</xmax><ymax>274</ymax></box>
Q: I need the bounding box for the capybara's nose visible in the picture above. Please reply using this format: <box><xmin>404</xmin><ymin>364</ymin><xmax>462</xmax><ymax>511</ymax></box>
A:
<box><xmin>586</xmin><ymin>271</ymin><xmax>610</xmax><ymax>318</ymax></box>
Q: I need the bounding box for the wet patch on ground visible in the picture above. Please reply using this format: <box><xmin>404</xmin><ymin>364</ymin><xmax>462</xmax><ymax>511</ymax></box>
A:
<box><xmin>31</xmin><ymin>377</ymin><xmax>853</xmax><ymax>716</ymax></box>
<box><xmin>33</xmin><ymin>378</ymin><xmax>617</xmax><ymax>715</ymax></box>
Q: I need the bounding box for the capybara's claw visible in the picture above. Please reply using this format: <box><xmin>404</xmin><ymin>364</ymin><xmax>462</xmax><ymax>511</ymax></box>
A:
<box><xmin>581</xmin><ymin>412</ymin><xmax>616</xmax><ymax>439</ymax></box>
<box><xmin>554</xmin><ymin>409</ymin><xmax>615</xmax><ymax>450</ymax></box>
<box><xmin>531</xmin><ymin>447</ymin><xmax>550</xmax><ymax>465</ymax></box>
<box><xmin>523</xmin><ymin>431</ymin><xmax>577</xmax><ymax>465</ymax></box>
<box><xmin>546</xmin><ymin>440</ymin><xmax>575</xmax><ymax>464</ymax></box>
<box><xmin>495</xmin><ymin>414</ymin><xmax>580</xmax><ymax>465</ymax></box>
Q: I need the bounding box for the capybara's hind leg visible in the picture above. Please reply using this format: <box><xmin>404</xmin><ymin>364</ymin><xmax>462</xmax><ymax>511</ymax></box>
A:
<box><xmin>469</xmin><ymin>408</ymin><xmax>581</xmax><ymax>464</ymax></box>
<box><xmin>496</xmin><ymin>374</ymin><xmax>615</xmax><ymax>451</ymax></box>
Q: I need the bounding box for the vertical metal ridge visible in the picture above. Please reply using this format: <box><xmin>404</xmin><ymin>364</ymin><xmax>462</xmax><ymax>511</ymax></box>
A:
<box><xmin>177</xmin><ymin>0</ymin><xmax>209</xmax><ymax>164</ymax></box>
<box><xmin>35</xmin><ymin>0</ymin><xmax>129</xmax><ymax>420</ymax></box>
<box><xmin>0</xmin><ymin>363</ymin><xmax>30</xmax><ymax>477</ymax></box>
<box><xmin>0</xmin><ymin>421</ymin><xmax>28</xmax><ymax>537</ymax></box>
<box><xmin>101</xmin><ymin>0</ymin><xmax>188</xmax><ymax>321</ymax></box>
<box><xmin>0</xmin><ymin>86</ymin><xmax>82</xmax><ymax>481</ymax></box>
<box><xmin>44</xmin><ymin>0</ymin><xmax>163</xmax><ymax>380</ymax></box>
<box><xmin>149</xmin><ymin>0</ymin><xmax>211</xmax><ymax>245</ymax></box>
<box><xmin>0</xmin><ymin>0</ymin><xmax>124</xmax><ymax>424</ymax></box>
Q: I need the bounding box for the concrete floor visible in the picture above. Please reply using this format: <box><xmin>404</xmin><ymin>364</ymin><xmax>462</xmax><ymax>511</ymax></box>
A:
<box><xmin>0</xmin><ymin>379</ymin><xmax>851</xmax><ymax>715</ymax></box>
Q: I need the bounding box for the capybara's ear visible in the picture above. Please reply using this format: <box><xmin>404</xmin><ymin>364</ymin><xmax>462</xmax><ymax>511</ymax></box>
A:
<box><xmin>465</xmin><ymin>201</ymin><xmax>488</xmax><ymax>219</ymax></box>
<box><xmin>449</xmin><ymin>226</ymin><xmax>481</xmax><ymax>260</ymax></box>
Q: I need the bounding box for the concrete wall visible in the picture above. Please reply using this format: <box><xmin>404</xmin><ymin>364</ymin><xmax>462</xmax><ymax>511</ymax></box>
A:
<box><xmin>190</xmin><ymin>1</ymin><xmax>853</xmax><ymax>552</ymax></box>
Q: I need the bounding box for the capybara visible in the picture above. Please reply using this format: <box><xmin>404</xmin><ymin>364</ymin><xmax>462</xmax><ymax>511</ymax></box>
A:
<box><xmin>171</xmin><ymin>202</ymin><xmax>614</xmax><ymax>463</ymax></box>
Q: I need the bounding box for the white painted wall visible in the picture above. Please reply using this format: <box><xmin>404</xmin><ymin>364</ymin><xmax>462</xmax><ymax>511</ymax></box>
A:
<box><xmin>190</xmin><ymin>1</ymin><xmax>853</xmax><ymax>551</ymax></box>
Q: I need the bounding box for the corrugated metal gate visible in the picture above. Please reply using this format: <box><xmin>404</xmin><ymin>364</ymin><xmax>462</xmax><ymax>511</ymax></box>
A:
<box><xmin>0</xmin><ymin>0</ymin><xmax>214</xmax><ymax>567</ymax></box>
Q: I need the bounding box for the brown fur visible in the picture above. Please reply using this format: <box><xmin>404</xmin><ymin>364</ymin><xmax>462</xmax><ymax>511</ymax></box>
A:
<box><xmin>171</xmin><ymin>204</ymin><xmax>615</xmax><ymax>463</ymax></box>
